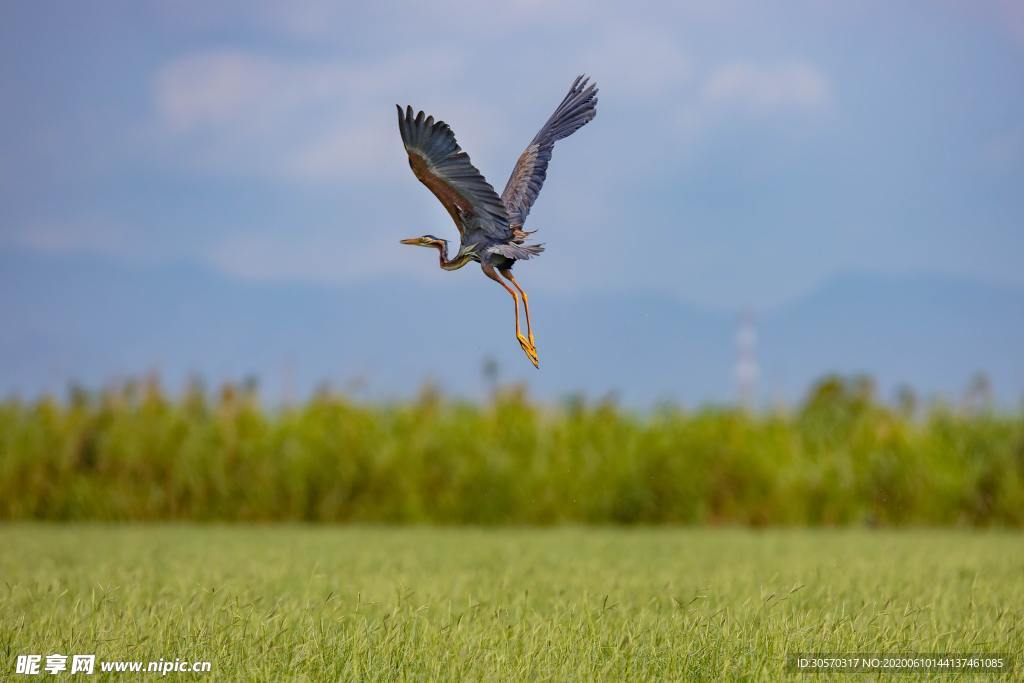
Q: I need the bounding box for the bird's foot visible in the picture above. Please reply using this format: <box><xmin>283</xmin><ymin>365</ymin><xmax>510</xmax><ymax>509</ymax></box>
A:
<box><xmin>517</xmin><ymin>334</ymin><xmax>540</xmax><ymax>368</ymax></box>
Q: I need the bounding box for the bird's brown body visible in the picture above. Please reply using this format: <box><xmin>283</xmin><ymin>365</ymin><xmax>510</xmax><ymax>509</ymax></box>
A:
<box><xmin>398</xmin><ymin>76</ymin><xmax>598</xmax><ymax>367</ymax></box>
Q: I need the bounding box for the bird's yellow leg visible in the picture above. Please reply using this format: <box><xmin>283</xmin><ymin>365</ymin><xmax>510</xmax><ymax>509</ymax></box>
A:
<box><xmin>483</xmin><ymin>265</ymin><xmax>539</xmax><ymax>367</ymax></box>
<box><xmin>500</xmin><ymin>269</ymin><xmax>535</xmax><ymax>350</ymax></box>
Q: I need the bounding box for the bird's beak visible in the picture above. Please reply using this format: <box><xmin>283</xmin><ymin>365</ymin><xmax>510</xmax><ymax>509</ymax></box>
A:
<box><xmin>400</xmin><ymin>238</ymin><xmax>420</xmax><ymax>245</ymax></box>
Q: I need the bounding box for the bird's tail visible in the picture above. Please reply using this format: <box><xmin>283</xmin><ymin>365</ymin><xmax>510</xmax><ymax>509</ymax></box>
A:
<box><xmin>488</xmin><ymin>242</ymin><xmax>545</xmax><ymax>260</ymax></box>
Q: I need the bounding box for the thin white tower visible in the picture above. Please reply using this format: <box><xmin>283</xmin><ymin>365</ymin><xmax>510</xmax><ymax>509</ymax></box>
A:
<box><xmin>735</xmin><ymin>311</ymin><xmax>759</xmax><ymax>409</ymax></box>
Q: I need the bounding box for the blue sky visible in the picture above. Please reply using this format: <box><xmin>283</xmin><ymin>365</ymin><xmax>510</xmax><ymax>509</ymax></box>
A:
<box><xmin>2</xmin><ymin>0</ymin><xmax>1022</xmax><ymax>311</ymax></box>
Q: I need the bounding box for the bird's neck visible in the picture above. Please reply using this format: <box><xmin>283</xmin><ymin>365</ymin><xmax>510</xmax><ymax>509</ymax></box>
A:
<box><xmin>432</xmin><ymin>240</ymin><xmax>472</xmax><ymax>271</ymax></box>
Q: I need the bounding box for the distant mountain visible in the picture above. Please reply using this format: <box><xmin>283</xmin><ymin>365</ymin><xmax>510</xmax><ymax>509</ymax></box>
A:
<box><xmin>761</xmin><ymin>272</ymin><xmax>1024</xmax><ymax>404</ymax></box>
<box><xmin>2</xmin><ymin>248</ymin><xmax>1022</xmax><ymax>405</ymax></box>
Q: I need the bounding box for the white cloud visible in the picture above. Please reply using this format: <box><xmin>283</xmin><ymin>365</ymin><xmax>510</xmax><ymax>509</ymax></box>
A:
<box><xmin>286</xmin><ymin>97</ymin><xmax>507</xmax><ymax>182</ymax></box>
<box><xmin>702</xmin><ymin>61</ymin><xmax>831</xmax><ymax>112</ymax></box>
<box><xmin>155</xmin><ymin>51</ymin><xmax>331</xmax><ymax>132</ymax></box>
<box><xmin>155</xmin><ymin>50</ymin><xmax>462</xmax><ymax>132</ymax></box>
<box><xmin>151</xmin><ymin>49</ymin><xmax>474</xmax><ymax>181</ymax></box>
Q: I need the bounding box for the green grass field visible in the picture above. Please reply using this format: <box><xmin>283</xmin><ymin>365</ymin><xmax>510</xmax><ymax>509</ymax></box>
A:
<box><xmin>1</xmin><ymin>526</ymin><xmax>1021</xmax><ymax>680</ymax></box>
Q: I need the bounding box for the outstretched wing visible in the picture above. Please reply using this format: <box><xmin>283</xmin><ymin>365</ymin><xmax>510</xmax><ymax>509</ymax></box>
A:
<box><xmin>501</xmin><ymin>76</ymin><xmax>598</xmax><ymax>228</ymax></box>
<box><xmin>397</xmin><ymin>105</ymin><xmax>510</xmax><ymax>241</ymax></box>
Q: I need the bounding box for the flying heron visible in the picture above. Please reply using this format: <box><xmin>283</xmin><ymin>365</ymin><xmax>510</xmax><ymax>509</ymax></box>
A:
<box><xmin>398</xmin><ymin>75</ymin><xmax>598</xmax><ymax>367</ymax></box>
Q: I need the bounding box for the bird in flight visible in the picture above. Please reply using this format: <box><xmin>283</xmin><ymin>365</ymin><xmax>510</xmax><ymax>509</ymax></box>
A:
<box><xmin>397</xmin><ymin>75</ymin><xmax>598</xmax><ymax>367</ymax></box>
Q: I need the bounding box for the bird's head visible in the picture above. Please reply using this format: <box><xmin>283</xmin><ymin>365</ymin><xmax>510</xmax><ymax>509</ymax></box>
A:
<box><xmin>400</xmin><ymin>234</ymin><xmax>445</xmax><ymax>249</ymax></box>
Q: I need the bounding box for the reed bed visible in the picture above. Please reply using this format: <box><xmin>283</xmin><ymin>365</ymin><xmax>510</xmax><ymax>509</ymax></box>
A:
<box><xmin>1</xmin><ymin>376</ymin><xmax>1021</xmax><ymax>525</ymax></box>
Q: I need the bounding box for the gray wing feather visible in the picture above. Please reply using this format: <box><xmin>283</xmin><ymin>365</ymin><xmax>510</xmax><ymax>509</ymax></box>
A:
<box><xmin>397</xmin><ymin>105</ymin><xmax>511</xmax><ymax>241</ymax></box>
<box><xmin>500</xmin><ymin>76</ymin><xmax>598</xmax><ymax>228</ymax></box>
